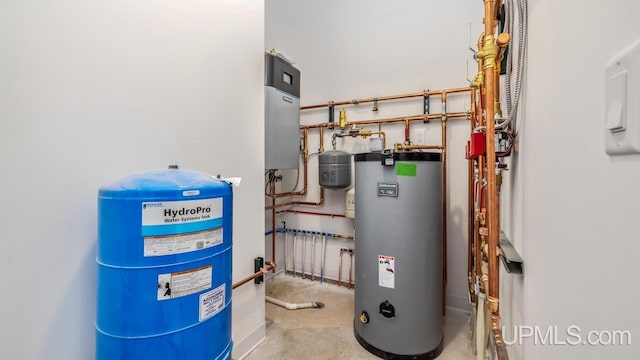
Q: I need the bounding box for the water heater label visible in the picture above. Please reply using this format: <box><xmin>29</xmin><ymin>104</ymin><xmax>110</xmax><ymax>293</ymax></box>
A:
<box><xmin>157</xmin><ymin>265</ymin><xmax>212</xmax><ymax>301</ymax></box>
<box><xmin>199</xmin><ymin>284</ymin><xmax>225</xmax><ymax>321</ymax></box>
<box><xmin>378</xmin><ymin>255</ymin><xmax>395</xmax><ymax>289</ymax></box>
<box><xmin>141</xmin><ymin>198</ymin><xmax>223</xmax><ymax>236</ymax></box>
<box><xmin>377</xmin><ymin>182</ymin><xmax>398</xmax><ymax>197</ymax></box>
<box><xmin>144</xmin><ymin>228</ymin><xmax>223</xmax><ymax>257</ymax></box>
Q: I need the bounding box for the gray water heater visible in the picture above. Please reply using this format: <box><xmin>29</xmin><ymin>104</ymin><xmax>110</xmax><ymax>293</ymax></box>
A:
<box><xmin>353</xmin><ymin>152</ymin><xmax>443</xmax><ymax>359</ymax></box>
<box><xmin>319</xmin><ymin>150</ymin><xmax>351</xmax><ymax>189</ymax></box>
<box><xmin>265</xmin><ymin>52</ymin><xmax>300</xmax><ymax>170</ymax></box>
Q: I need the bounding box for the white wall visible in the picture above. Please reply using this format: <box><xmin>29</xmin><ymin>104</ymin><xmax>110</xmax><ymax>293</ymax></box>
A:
<box><xmin>500</xmin><ymin>0</ymin><xmax>640</xmax><ymax>359</ymax></box>
<box><xmin>265</xmin><ymin>0</ymin><xmax>483</xmax><ymax>311</ymax></box>
<box><xmin>0</xmin><ymin>1</ymin><xmax>265</xmax><ymax>359</ymax></box>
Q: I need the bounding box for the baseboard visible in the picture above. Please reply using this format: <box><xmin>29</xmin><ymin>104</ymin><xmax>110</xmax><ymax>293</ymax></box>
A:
<box><xmin>231</xmin><ymin>321</ymin><xmax>266</xmax><ymax>360</ymax></box>
<box><xmin>447</xmin><ymin>294</ymin><xmax>472</xmax><ymax>313</ymax></box>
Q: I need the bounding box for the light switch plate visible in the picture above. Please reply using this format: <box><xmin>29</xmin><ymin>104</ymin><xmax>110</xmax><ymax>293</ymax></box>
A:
<box><xmin>605</xmin><ymin>39</ymin><xmax>640</xmax><ymax>155</ymax></box>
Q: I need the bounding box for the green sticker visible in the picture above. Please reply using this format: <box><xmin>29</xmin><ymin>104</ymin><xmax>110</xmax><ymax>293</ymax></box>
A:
<box><xmin>396</xmin><ymin>163</ymin><xmax>417</xmax><ymax>177</ymax></box>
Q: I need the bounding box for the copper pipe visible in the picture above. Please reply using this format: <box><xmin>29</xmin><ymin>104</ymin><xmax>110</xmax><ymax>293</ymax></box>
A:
<box><xmin>495</xmin><ymin>341</ymin><xmax>509</xmax><ymax>360</ymax></box>
<box><xmin>265</xmin><ymin>187</ymin><xmax>325</xmax><ymax>210</ymax></box>
<box><xmin>300</xmin><ymin>87</ymin><xmax>471</xmax><ymax>110</ymax></box>
<box><xmin>480</xmin><ymin>0</ymin><xmax>499</xmax><ymax>310</ymax></box>
<box><xmin>300</xmin><ymin>112</ymin><xmax>468</xmax><ymax>130</ymax></box>
<box><xmin>475</xmin><ymin>34</ymin><xmax>485</xmax><ymax>285</ymax></box>
<box><xmin>356</xmin><ymin>112</ymin><xmax>468</xmax><ymax>126</ymax></box>
<box><xmin>270</xmin><ymin>156</ymin><xmax>307</xmax><ymax>198</ymax></box>
<box><xmin>370</xmin><ymin>131</ymin><xmax>386</xmax><ymax>149</ymax></box>
<box><xmin>319</xmin><ymin>127</ymin><xmax>325</xmax><ymax>152</ymax></box>
<box><xmin>400</xmin><ymin>144</ymin><xmax>444</xmax><ymax>151</ymax></box>
<box><xmin>404</xmin><ymin>119</ymin><xmax>410</xmax><ymax>143</ymax></box>
<box><xmin>332</xmin><ymin>233</ymin><xmax>354</xmax><ymax>241</ymax></box>
<box><xmin>475</xmin><ymin>89</ymin><xmax>486</xmax><ymax>285</ymax></box>
<box><xmin>476</xmin><ymin>157</ymin><xmax>485</xmax><ymax>281</ymax></box>
<box><xmin>481</xmin><ymin>0</ymin><xmax>508</xmax><ymax>358</ymax></box>
<box><xmin>495</xmin><ymin>33</ymin><xmax>509</xmax><ymax>119</ymax></box>
<box><xmin>494</xmin><ymin>0</ymin><xmax>503</xmax><ymax>20</ymax></box>
<box><xmin>441</xmin><ymin>92</ymin><xmax>448</xmax><ymax>315</ymax></box>
<box><xmin>282</xmin><ymin>209</ymin><xmax>347</xmax><ymax>218</ymax></box>
<box><xmin>232</xmin><ymin>261</ymin><xmax>276</xmax><ymax>289</ymax></box>
<box><xmin>467</xmin><ymin>90</ymin><xmax>477</xmax><ymax>302</ymax></box>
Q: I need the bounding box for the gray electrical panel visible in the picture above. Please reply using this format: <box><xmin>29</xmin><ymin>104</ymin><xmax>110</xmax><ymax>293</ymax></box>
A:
<box><xmin>265</xmin><ymin>53</ymin><xmax>300</xmax><ymax>170</ymax></box>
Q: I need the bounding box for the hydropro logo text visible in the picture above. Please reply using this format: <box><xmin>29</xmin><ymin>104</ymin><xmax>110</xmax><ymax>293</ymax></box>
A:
<box><xmin>164</xmin><ymin>207</ymin><xmax>211</xmax><ymax>218</ymax></box>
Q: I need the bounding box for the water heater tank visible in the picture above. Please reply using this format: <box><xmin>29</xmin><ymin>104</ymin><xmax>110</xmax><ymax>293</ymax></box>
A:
<box><xmin>96</xmin><ymin>168</ymin><xmax>233</xmax><ymax>360</ymax></box>
<box><xmin>318</xmin><ymin>150</ymin><xmax>351</xmax><ymax>189</ymax></box>
<box><xmin>353</xmin><ymin>152</ymin><xmax>443</xmax><ymax>359</ymax></box>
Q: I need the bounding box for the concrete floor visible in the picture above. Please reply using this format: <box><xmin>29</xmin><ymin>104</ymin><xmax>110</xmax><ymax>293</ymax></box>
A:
<box><xmin>244</xmin><ymin>274</ymin><xmax>472</xmax><ymax>360</ymax></box>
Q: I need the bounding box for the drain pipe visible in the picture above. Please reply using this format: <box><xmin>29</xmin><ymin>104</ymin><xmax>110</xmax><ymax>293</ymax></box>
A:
<box><xmin>265</xmin><ymin>296</ymin><xmax>325</xmax><ymax>310</ymax></box>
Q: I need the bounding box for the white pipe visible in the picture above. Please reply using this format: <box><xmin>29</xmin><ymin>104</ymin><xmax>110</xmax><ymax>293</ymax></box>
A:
<box><xmin>265</xmin><ymin>296</ymin><xmax>324</xmax><ymax>310</ymax></box>
<box><xmin>292</xmin><ymin>232</ymin><xmax>297</xmax><ymax>277</ymax></box>
<box><xmin>302</xmin><ymin>232</ymin><xmax>307</xmax><ymax>279</ymax></box>
<box><xmin>311</xmin><ymin>234</ymin><xmax>316</xmax><ymax>280</ymax></box>
<box><xmin>320</xmin><ymin>235</ymin><xmax>326</xmax><ymax>283</ymax></box>
<box><xmin>284</xmin><ymin>230</ymin><xmax>288</xmax><ymax>275</ymax></box>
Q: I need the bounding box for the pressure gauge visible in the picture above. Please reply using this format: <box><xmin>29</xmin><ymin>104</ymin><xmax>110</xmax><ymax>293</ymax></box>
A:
<box><xmin>495</xmin><ymin>130</ymin><xmax>514</xmax><ymax>157</ymax></box>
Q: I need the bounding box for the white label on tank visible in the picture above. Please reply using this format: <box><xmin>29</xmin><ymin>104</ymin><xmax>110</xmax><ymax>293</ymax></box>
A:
<box><xmin>378</xmin><ymin>255</ymin><xmax>395</xmax><ymax>289</ymax></box>
<box><xmin>144</xmin><ymin>228</ymin><xmax>223</xmax><ymax>257</ymax></box>
<box><xmin>157</xmin><ymin>265</ymin><xmax>212</xmax><ymax>301</ymax></box>
<box><xmin>199</xmin><ymin>284</ymin><xmax>226</xmax><ymax>321</ymax></box>
<box><xmin>182</xmin><ymin>190</ymin><xmax>200</xmax><ymax>197</ymax></box>
<box><xmin>142</xmin><ymin>198</ymin><xmax>222</xmax><ymax>227</ymax></box>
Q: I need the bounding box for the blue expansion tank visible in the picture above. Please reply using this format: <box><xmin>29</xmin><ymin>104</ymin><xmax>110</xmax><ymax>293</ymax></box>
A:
<box><xmin>96</xmin><ymin>168</ymin><xmax>233</xmax><ymax>360</ymax></box>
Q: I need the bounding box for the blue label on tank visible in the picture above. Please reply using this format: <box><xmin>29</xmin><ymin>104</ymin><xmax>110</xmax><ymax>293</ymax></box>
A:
<box><xmin>141</xmin><ymin>218</ymin><xmax>223</xmax><ymax>237</ymax></box>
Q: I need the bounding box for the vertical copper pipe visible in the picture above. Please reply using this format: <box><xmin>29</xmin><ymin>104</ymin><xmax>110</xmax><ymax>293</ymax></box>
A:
<box><xmin>468</xmin><ymin>90</ymin><xmax>477</xmax><ymax>301</ymax></box>
<box><xmin>319</xmin><ymin>127</ymin><xmax>325</xmax><ymax>152</ymax></box>
<box><xmin>476</xmin><ymin>156</ymin><xmax>485</xmax><ymax>282</ymax></box>
<box><xmin>302</xmin><ymin>128</ymin><xmax>309</xmax><ymax>196</ymax></box>
<box><xmin>475</xmin><ymin>37</ymin><xmax>486</xmax><ymax>286</ymax></box>
<box><xmin>404</xmin><ymin>119</ymin><xmax>410</xmax><ymax>143</ymax></box>
<box><xmin>481</xmin><ymin>1</ymin><xmax>509</xmax><ymax>358</ymax></box>
<box><xmin>441</xmin><ymin>92</ymin><xmax>448</xmax><ymax>315</ymax></box>
<box><xmin>482</xmin><ymin>0</ymin><xmax>499</xmax><ymax>309</ymax></box>
<box><xmin>303</xmin><ymin>128</ymin><xmax>308</xmax><ymax>154</ymax></box>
